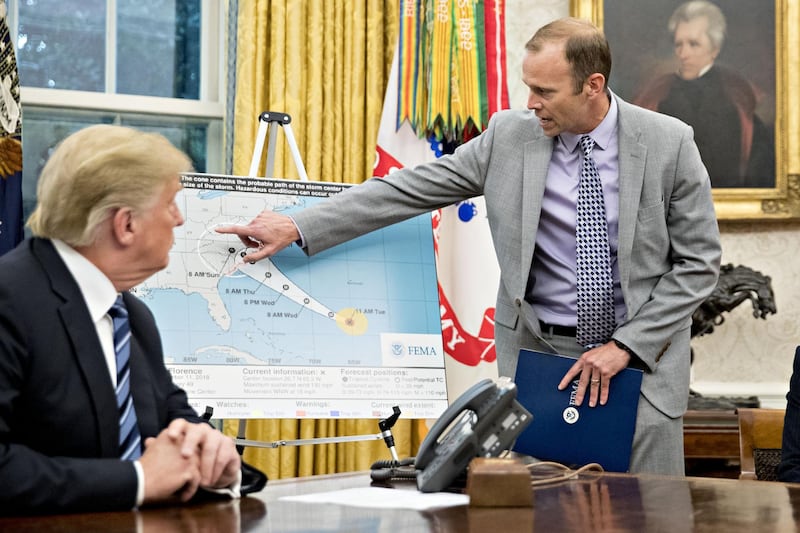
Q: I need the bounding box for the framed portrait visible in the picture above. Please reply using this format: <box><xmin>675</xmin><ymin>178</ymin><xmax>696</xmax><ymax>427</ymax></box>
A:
<box><xmin>571</xmin><ymin>0</ymin><xmax>799</xmax><ymax>220</ymax></box>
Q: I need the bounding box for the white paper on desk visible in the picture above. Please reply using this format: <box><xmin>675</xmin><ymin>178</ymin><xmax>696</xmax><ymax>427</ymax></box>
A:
<box><xmin>280</xmin><ymin>487</ymin><xmax>469</xmax><ymax>510</ymax></box>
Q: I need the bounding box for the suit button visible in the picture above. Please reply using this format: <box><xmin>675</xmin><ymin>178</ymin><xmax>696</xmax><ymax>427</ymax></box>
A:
<box><xmin>514</xmin><ymin>298</ymin><xmax>521</xmax><ymax>307</ymax></box>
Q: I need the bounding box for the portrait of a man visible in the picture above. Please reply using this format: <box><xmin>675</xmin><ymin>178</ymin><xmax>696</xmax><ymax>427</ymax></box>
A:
<box><xmin>604</xmin><ymin>0</ymin><xmax>776</xmax><ymax>189</ymax></box>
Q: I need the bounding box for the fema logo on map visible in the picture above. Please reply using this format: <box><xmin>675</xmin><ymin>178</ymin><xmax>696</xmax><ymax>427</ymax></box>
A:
<box><xmin>390</xmin><ymin>342</ymin><xmax>405</xmax><ymax>357</ymax></box>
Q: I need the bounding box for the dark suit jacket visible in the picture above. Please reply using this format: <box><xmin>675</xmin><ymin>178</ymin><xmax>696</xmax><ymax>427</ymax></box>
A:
<box><xmin>778</xmin><ymin>346</ymin><xmax>800</xmax><ymax>482</ymax></box>
<box><xmin>0</xmin><ymin>238</ymin><xmax>201</xmax><ymax>514</ymax></box>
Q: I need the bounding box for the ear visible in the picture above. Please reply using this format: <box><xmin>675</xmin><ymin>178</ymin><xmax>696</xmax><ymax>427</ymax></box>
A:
<box><xmin>585</xmin><ymin>73</ymin><xmax>606</xmax><ymax>96</ymax></box>
<box><xmin>110</xmin><ymin>207</ymin><xmax>136</xmax><ymax>247</ymax></box>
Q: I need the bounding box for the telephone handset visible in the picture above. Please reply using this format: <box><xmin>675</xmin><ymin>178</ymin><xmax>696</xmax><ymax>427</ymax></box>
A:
<box><xmin>415</xmin><ymin>377</ymin><xmax>532</xmax><ymax>492</ymax></box>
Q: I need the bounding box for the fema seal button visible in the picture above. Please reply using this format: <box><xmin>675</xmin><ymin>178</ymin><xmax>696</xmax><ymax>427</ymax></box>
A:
<box><xmin>563</xmin><ymin>406</ymin><xmax>579</xmax><ymax>424</ymax></box>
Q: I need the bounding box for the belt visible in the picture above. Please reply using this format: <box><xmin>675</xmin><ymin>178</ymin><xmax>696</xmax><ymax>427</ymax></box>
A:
<box><xmin>538</xmin><ymin>320</ymin><xmax>577</xmax><ymax>337</ymax></box>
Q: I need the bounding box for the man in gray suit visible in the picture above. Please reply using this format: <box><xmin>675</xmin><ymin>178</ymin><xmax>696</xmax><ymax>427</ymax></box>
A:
<box><xmin>218</xmin><ymin>17</ymin><xmax>721</xmax><ymax>475</ymax></box>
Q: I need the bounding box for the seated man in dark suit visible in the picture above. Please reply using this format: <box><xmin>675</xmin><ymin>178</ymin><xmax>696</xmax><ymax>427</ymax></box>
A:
<box><xmin>779</xmin><ymin>346</ymin><xmax>800</xmax><ymax>482</ymax></box>
<box><xmin>0</xmin><ymin>125</ymin><xmax>241</xmax><ymax>514</ymax></box>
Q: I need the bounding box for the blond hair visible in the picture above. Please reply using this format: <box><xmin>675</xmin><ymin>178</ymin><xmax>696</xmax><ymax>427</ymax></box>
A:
<box><xmin>27</xmin><ymin>125</ymin><xmax>192</xmax><ymax>246</ymax></box>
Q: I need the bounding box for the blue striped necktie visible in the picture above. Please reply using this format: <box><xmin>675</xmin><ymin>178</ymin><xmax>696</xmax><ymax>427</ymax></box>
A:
<box><xmin>109</xmin><ymin>295</ymin><xmax>142</xmax><ymax>460</ymax></box>
<box><xmin>576</xmin><ymin>135</ymin><xmax>616</xmax><ymax>348</ymax></box>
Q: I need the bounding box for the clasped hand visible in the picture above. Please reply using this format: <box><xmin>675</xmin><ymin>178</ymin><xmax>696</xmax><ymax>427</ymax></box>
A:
<box><xmin>139</xmin><ymin>419</ymin><xmax>241</xmax><ymax>504</ymax></box>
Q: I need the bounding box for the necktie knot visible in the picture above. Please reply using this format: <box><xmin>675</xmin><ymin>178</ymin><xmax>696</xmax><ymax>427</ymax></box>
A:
<box><xmin>580</xmin><ymin>135</ymin><xmax>595</xmax><ymax>158</ymax></box>
<box><xmin>109</xmin><ymin>295</ymin><xmax>128</xmax><ymax>320</ymax></box>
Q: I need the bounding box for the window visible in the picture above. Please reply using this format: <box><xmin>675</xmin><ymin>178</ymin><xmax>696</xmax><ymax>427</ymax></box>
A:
<box><xmin>7</xmin><ymin>0</ymin><xmax>224</xmax><ymax>221</ymax></box>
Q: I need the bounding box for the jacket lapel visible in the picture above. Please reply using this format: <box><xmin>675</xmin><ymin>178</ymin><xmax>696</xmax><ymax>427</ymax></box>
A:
<box><xmin>519</xmin><ymin>135</ymin><xmax>553</xmax><ymax>298</ymax></box>
<box><xmin>615</xmin><ymin>98</ymin><xmax>647</xmax><ymax>291</ymax></box>
<box><xmin>125</xmin><ymin>294</ymin><xmax>160</xmax><ymax>440</ymax></box>
<box><xmin>34</xmin><ymin>239</ymin><xmax>120</xmax><ymax>457</ymax></box>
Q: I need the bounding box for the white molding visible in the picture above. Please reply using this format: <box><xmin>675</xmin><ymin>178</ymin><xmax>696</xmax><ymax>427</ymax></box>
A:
<box><xmin>691</xmin><ymin>381</ymin><xmax>788</xmax><ymax>409</ymax></box>
<box><xmin>106</xmin><ymin>0</ymin><xmax>117</xmax><ymax>94</ymax></box>
<box><xmin>20</xmin><ymin>88</ymin><xmax>224</xmax><ymax>119</ymax></box>
<box><xmin>200</xmin><ymin>0</ymin><xmax>224</xmax><ymax>103</ymax></box>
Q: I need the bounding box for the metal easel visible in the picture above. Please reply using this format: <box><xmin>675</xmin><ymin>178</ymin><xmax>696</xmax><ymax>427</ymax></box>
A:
<box><xmin>234</xmin><ymin>406</ymin><xmax>402</xmax><ymax>463</ymax></box>
<box><xmin>232</xmin><ymin>111</ymin><xmax>401</xmax><ymax>462</ymax></box>
<box><xmin>248</xmin><ymin>111</ymin><xmax>309</xmax><ymax>181</ymax></box>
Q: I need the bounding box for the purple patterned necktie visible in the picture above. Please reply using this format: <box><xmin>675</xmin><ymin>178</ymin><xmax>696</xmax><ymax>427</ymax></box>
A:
<box><xmin>576</xmin><ymin>135</ymin><xmax>615</xmax><ymax>347</ymax></box>
<box><xmin>109</xmin><ymin>296</ymin><xmax>142</xmax><ymax>460</ymax></box>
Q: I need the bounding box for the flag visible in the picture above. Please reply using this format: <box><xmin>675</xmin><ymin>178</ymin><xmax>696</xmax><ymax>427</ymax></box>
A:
<box><xmin>375</xmin><ymin>0</ymin><xmax>508</xmax><ymax>402</ymax></box>
<box><xmin>0</xmin><ymin>3</ymin><xmax>23</xmax><ymax>256</ymax></box>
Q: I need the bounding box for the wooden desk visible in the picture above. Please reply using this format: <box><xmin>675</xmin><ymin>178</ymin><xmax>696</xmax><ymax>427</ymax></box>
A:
<box><xmin>3</xmin><ymin>471</ymin><xmax>800</xmax><ymax>532</ymax></box>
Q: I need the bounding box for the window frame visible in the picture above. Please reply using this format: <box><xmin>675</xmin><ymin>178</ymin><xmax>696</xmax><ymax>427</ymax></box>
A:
<box><xmin>9</xmin><ymin>0</ymin><xmax>226</xmax><ymax>165</ymax></box>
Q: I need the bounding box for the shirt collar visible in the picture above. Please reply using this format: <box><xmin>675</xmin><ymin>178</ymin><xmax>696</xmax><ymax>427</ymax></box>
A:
<box><xmin>558</xmin><ymin>91</ymin><xmax>619</xmax><ymax>153</ymax></box>
<box><xmin>695</xmin><ymin>63</ymin><xmax>714</xmax><ymax>78</ymax></box>
<box><xmin>52</xmin><ymin>239</ymin><xmax>119</xmax><ymax>321</ymax></box>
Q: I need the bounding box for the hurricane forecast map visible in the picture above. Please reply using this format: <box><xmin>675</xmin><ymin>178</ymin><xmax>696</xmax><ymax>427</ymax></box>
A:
<box><xmin>133</xmin><ymin>174</ymin><xmax>447</xmax><ymax>419</ymax></box>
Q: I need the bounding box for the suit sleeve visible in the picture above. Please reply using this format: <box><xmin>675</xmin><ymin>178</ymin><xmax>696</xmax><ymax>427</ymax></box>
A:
<box><xmin>614</xmin><ymin>121</ymin><xmax>722</xmax><ymax>367</ymax></box>
<box><xmin>291</xmin><ymin>114</ymin><xmax>502</xmax><ymax>255</ymax></box>
<box><xmin>779</xmin><ymin>347</ymin><xmax>800</xmax><ymax>482</ymax></box>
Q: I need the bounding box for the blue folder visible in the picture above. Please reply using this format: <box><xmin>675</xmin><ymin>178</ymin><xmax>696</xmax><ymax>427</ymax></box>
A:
<box><xmin>511</xmin><ymin>348</ymin><xmax>643</xmax><ymax>472</ymax></box>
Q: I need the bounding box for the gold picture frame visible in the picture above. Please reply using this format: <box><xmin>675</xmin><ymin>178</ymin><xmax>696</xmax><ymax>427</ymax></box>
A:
<box><xmin>571</xmin><ymin>0</ymin><xmax>798</xmax><ymax>220</ymax></box>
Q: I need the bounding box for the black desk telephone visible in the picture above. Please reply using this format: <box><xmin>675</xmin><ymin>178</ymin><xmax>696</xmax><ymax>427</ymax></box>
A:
<box><xmin>413</xmin><ymin>377</ymin><xmax>532</xmax><ymax>492</ymax></box>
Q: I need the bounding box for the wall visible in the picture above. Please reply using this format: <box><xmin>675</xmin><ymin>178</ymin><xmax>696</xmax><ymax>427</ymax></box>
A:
<box><xmin>691</xmin><ymin>222</ymin><xmax>799</xmax><ymax>408</ymax></box>
<box><xmin>504</xmin><ymin>0</ymin><xmax>794</xmax><ymax>408</ymax></box>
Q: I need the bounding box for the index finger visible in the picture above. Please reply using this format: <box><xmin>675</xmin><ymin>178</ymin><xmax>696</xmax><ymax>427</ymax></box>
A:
<box><xmin>558</xmin><ymin>358</ymin><xmax>584</xmax><ymax>390</ymax></box>
<box><xmin>165</xmin><ymin>418</ymin><xmax>190</xmax><ymax>441</ymax></box>
<box><xmin>214</xmin><ymin>224</ymin><xmax>266</xmax><ymax>254</ymax></box>
<box><xmin>214</xmin><ymin>223</ymin><xmax>248</xmax><ymax>236</ymax></box>
<box><xmin>215</xmin><ymin>224</ymin><xmax>260</xmax><ymax>248</ymax></box>
<box><xmin>180</xmin><ymin>422</ymin><xmax>211</xmax><ymax>459</ymax></box>
<box><xmin>197</xmin><ymin>431</ymin><xmax>222</xmax><ymax>485</ymax></box>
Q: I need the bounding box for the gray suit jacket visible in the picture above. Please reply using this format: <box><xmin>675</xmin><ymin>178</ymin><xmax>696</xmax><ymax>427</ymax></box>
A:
<box><xmin>293</xmin><ymin>95</ymin><xmax>721</xmax><ymax>419</ymax></box>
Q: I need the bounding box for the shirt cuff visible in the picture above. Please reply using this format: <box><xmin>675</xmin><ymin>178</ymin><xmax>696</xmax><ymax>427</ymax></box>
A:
<box><xmin>288</xmin><ymin>215</ymin><xmax>306</xmax><ymax>248</ymax></box>
<box><xmin>203</xmin><ymin>468</ymin><xmax>242</xmax><ymax>499</ymax></box>
<box><xmin>133</xmin><ymin>460</ymin><xmax>145</xmax><ymax>507</ymax></box>
<box><xmin>132</xmin><ymin>460</ymin><xmax>242</xmax><ymax>508</ymax></box>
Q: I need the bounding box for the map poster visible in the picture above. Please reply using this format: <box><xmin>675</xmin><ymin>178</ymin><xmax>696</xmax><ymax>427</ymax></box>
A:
<box><xmin>132</xmin><ymin>174</ymin><xmax>448</xmax><ymax>419</ymax></box>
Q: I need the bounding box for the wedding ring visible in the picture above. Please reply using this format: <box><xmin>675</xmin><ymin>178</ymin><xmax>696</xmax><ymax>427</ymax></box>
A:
<box><xmin>591</xmin><ymin>379</ymin><xmax>601</xmax><ymax>384</ymax></box>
